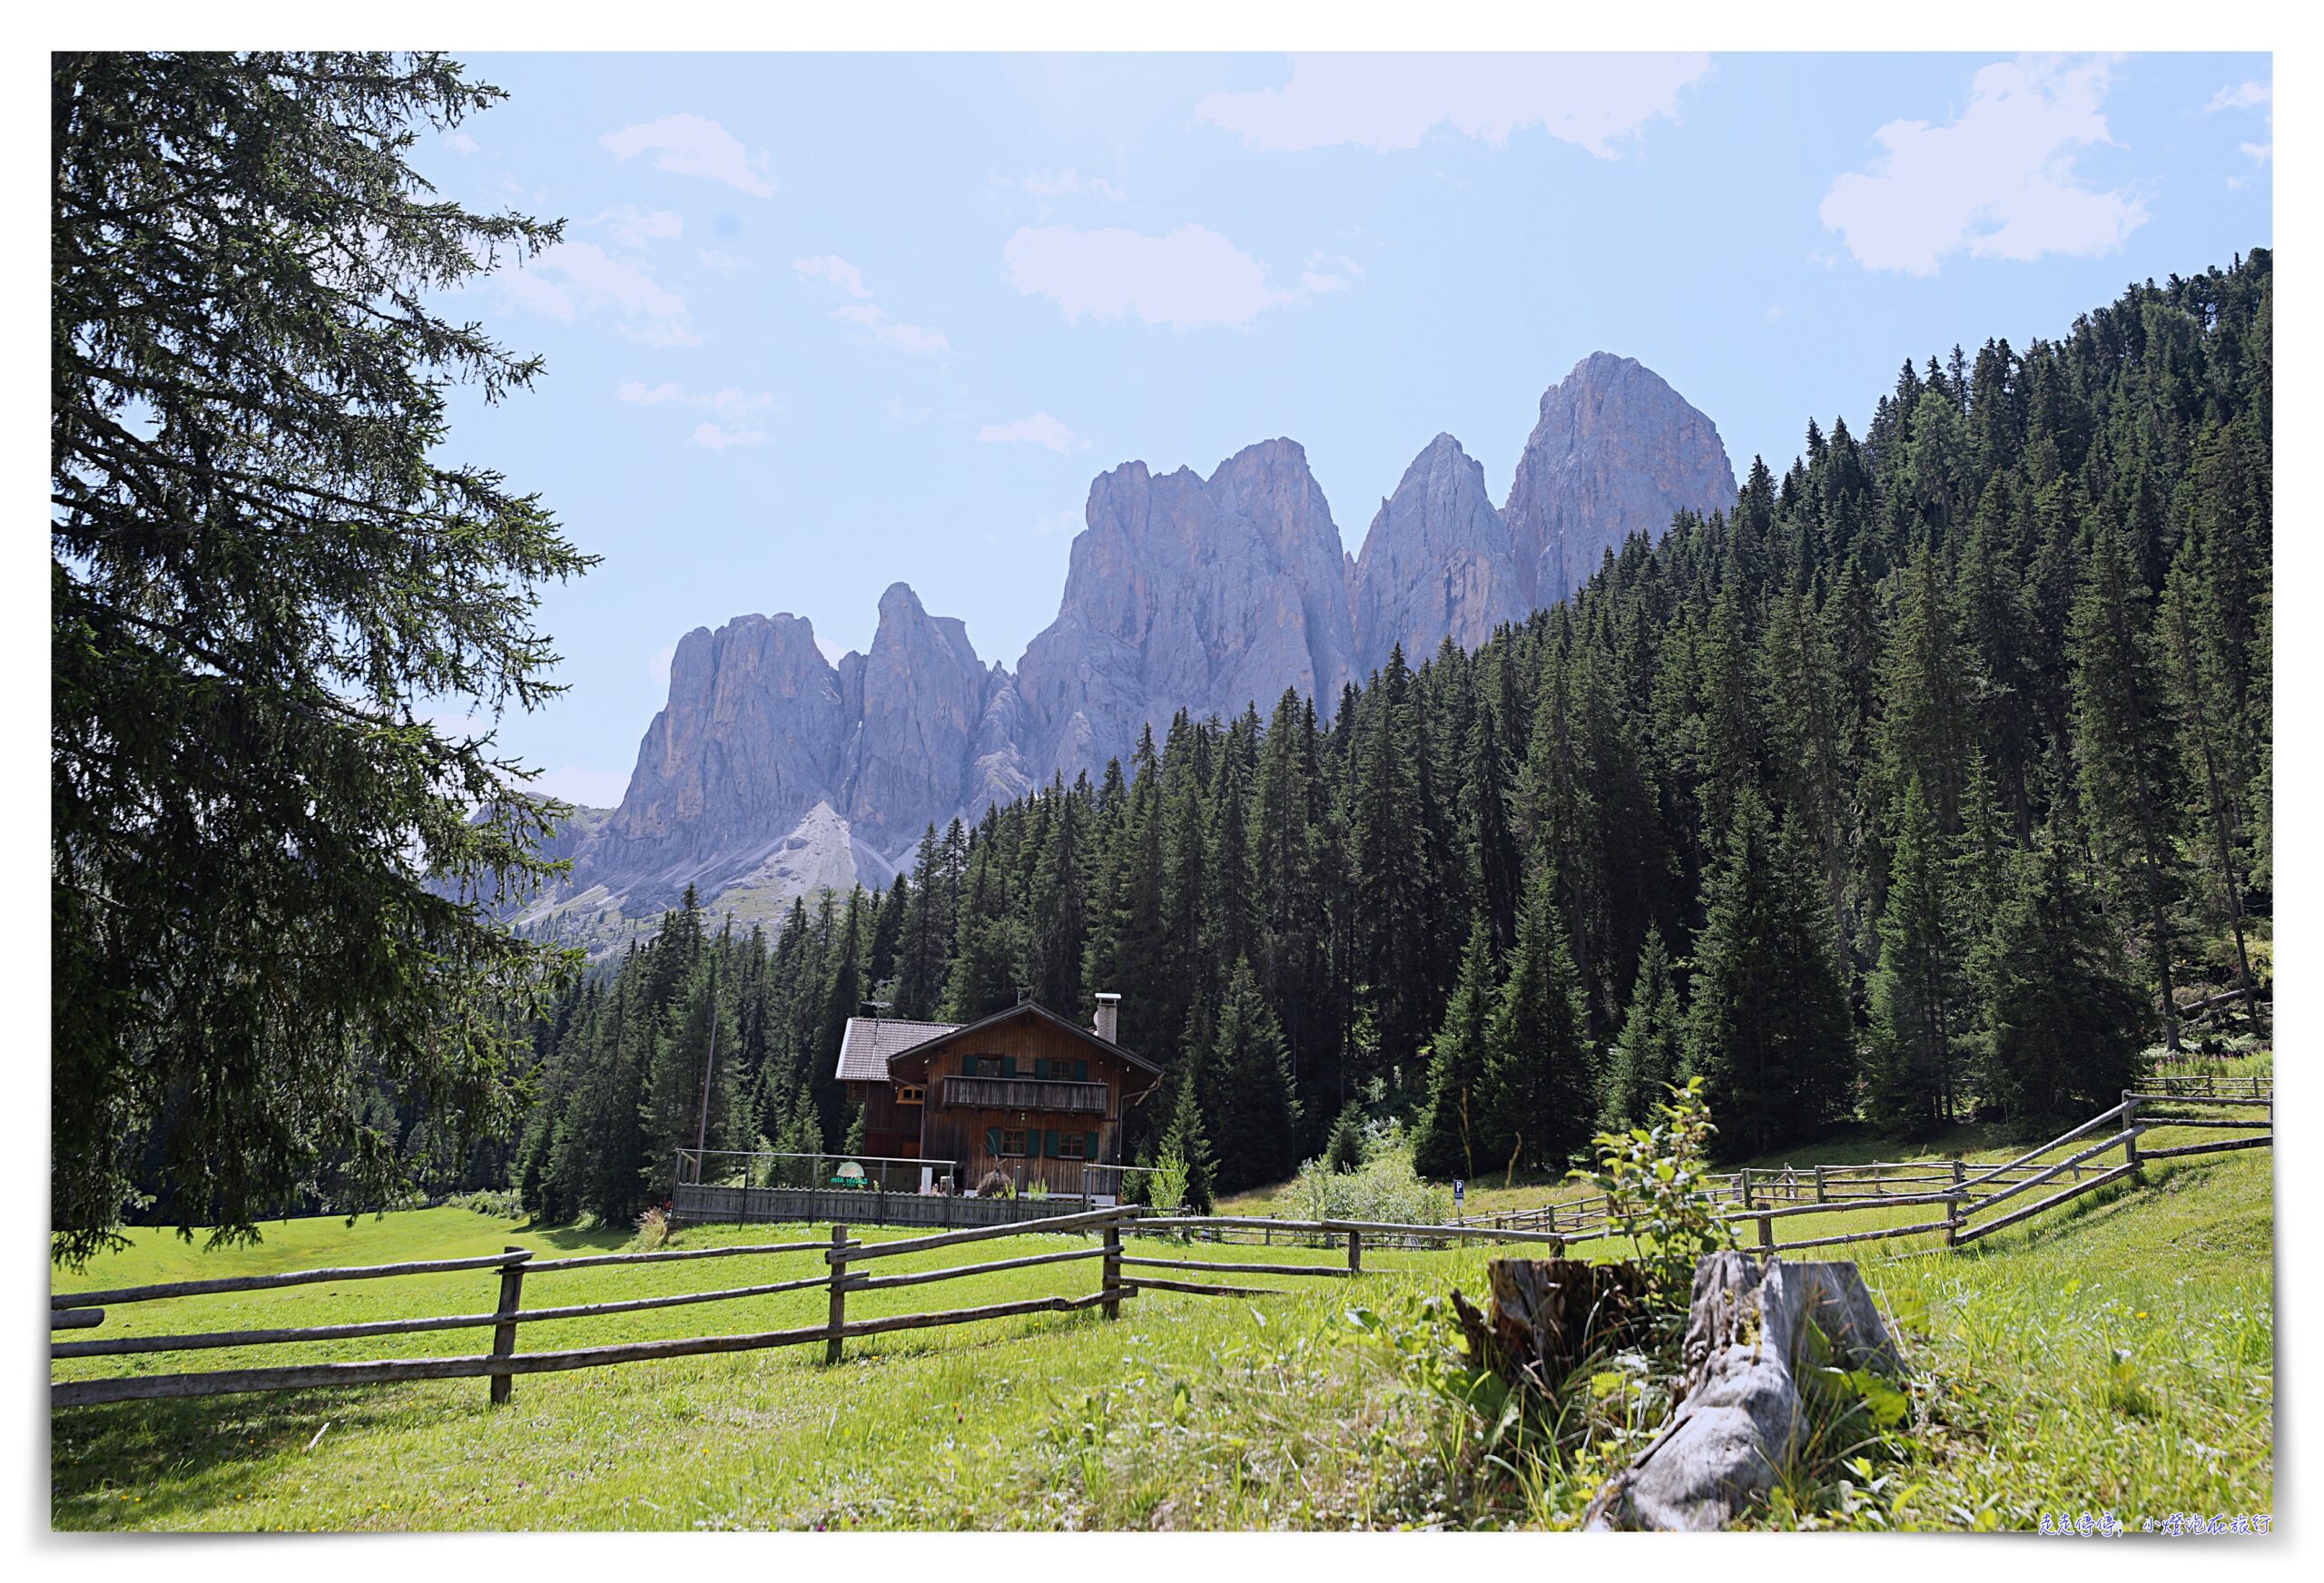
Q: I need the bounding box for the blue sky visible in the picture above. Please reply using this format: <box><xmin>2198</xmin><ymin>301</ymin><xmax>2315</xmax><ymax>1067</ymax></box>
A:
<box><xmin>419</xmin><ymin>52</ymin><xmax>2274</xmax><ymax>808</ymax></box>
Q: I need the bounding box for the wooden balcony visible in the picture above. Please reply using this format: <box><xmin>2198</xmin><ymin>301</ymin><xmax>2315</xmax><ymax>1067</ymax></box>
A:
<box><xmin>940</xmin><ymin>1076</ymin><xmax>1108</xmax><ymax>1115</ymax></box>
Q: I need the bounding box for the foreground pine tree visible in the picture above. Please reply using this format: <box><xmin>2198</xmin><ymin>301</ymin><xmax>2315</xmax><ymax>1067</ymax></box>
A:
<box><xmin>51</xmin><ymin>52</ymin><xmax>591</xmax><ymax>1262</ymax></box>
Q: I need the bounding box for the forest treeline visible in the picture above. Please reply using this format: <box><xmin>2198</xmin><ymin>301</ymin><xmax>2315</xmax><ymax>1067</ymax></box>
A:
<box><xmin>495</xmin><ymin>252</ymin><xmax>2270</xmax><ymax>1224</ymax></box>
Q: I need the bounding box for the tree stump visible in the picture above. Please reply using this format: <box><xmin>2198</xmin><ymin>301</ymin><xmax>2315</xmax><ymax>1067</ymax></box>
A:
<box><xmin>1584</xmin><ymin>1252</ymin><xmax>1902</xmax><ymax>1530</ymax></box>
<box><xmin>1450</xmin><ymin>1257</ymin><xmax>1648</xmax><ymax>1394</ymax></box>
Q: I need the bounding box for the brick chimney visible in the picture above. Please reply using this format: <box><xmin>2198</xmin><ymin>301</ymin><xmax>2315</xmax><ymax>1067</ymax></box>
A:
<box><xmin>1092</xmin><ymin>992</ymin><xmax>1121</xmax><ymax>1045</ymax></box>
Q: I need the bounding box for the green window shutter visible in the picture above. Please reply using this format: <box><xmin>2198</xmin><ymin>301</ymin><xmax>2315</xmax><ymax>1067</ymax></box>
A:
<box><xmin>1075</xmin><ymin>1060</ymin><xmax>1089</xmax><ymax>1082</ymax></box>
<box><xmin>1033</xmin><ymin>1057</ymin><xmax>1049</xmax><ymax>1080</ymax></box>
<box><xmin>1002</xmin><ymin>1056</ymin><xmax>1018</xmax><ymax>1078</ymax></box>
<box><xmin>1084</xmin><ymin>1132</ymin><xmax>1099</xmax><ymax>1160</ymax></box>
<box><xmin>985</xmin><ymin>1127</ymin><xmax>1000</xmax><ymax>1157</ymax></box>
<box><xmin>1044</xmin><ymin>1129</ymin><xmax>1059</xmax><ymax>1158</ymax></box>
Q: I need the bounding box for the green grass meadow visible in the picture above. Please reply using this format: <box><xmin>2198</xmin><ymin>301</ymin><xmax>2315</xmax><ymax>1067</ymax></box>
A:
<box><xmin>52</xmin><ymin>1117</ymin><xmax>2272</xmax><ymax>1531</ymax></box>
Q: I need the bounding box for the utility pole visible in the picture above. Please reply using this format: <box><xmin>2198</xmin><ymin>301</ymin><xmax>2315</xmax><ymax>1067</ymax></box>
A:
<box><xmin>694</xmin><ymin>953</ymin><xmax>723</xmax><ymax>1158</ymax></box>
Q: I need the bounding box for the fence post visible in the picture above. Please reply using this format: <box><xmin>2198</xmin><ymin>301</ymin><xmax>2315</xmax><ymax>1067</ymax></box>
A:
<box><xmin>1945</xmin><ymin>1157</ymin><xmax>1966</xmax><ymax>1247</ymax></box>
<box><xmin>1814</xmin><ymin>1165</ymin><xmax>1828</xmax><ymax>1205</ymax></box>
<box><xmin>825</xmin><ymin>1223</ymin><xmax>849</xmax><ymax>1365</ymax></box>
<box><xmin>1101</xmin><ymin>1220</ymin><xmax>1123</xmax><ymax>1320</ymax></box>
<box><xmin>2122</xmin><ymin>1092</ymin><xmax>2142</xmax><ymax>1173</ymax></box>
<box><xmin>1346</xmin><ymin>1228</ymin><xmax>1363</xmax><ymax>1275</ymax></box>
<box><xmin>488</xmin><ymin>1245</ymin><xmax>527</xmax><ymax>1406</ymax></box>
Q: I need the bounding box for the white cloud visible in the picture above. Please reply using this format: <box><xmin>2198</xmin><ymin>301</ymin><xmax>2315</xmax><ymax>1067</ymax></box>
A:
<box><xmin>589</xmin><ymin>205</ymin><xmax>683</xmax><ymax>249</ymax></box>
<box><xmin>1004</xmin><ymin>223</ymin><xmax>1344</xmax><ymax>329</ymax></box>
<box><xmin>977</xmin><ymin>413</ymin><xmax>1088</xmax><ymax>455</ymax></box>
<box><xmin>793</xmin><ymin>254</ymin><xmax>873</xmax><ymax>299</ymax></box>
<box><xmin>534</xmin><ymin>765</ymin><xmax>632</xmax><ymax>809</ymax></box>
<box><xmin>2206</xmin><ymin>79</ymin><xmax>2272</xmax><ymax>177</ymax></box>
<box><xmin>1818</xmin><ymin>56</ymin><xmax>2147</xmax><ymax>277</ymax></box>
<box><xmin>1013</xmin><ymin>168</ymin><xmax>1128</xmax><ymax>202</ymax></box>
<box><xmin>442</xmin><ymin>132</ymin><xmax>479</xmax><ymax>156</ymax></box>
<box><xmin>832</xmin><ymin>303</ymin><xmax>952</xmax><ymax>357</ymax></box>
<box><xmin>1196</xmin><ymin>53</ymin><xmax>1709</xmax><ymax>157</ymax></box>
<box><xmin>497</xmin><ymin>241</ymin><xmax>698</xmax><ymax>345</ymax></box>
<box><xmin>698</xmin><ymin>249</ymin><xmax>752</xmax><ymax>272</ymax></box>
<box><xmin>2207</xmin><ymin>81</ymin><xmax>2270</xmax><ymax>113</ymax></box>
<box><xmin>690</xmin><ymin>421</ymin><xmax>768</xmax><ymax>450</ymax></box>
<box><xmin>600</xmin><ymin>113</ymin><xmax>774</xmax><ymax>198</ymax></box>
<box><xmin>796</xmin><ymin>255</ymin><xmax>952</xmax><ymax>355</ymax></box>
<box><xmin>617</xmin><ymin>380</ymin><xmax>774</xmax><ymax>421</ymax></box>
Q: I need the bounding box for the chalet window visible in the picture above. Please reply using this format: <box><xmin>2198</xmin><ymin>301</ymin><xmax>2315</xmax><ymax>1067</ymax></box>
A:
<box><xmin>971</xmin><ymin>1056</ymin><xmax>1003</xmax><ymax>1078</ymax></box>
<box><xmin>999</xmin><ymin>1128</ymin><xmax>1029</xmax><ymax>1157</ymax></box>
<box><xmin>1056</xmin><ymin>1131</ymin><xmax>1089</xmax><ymax>1161</ymax></box>
<box><xmin>896</xmin><ymin>1083</ymin><xmax>925</xmax><ymax>1106</ymax></box>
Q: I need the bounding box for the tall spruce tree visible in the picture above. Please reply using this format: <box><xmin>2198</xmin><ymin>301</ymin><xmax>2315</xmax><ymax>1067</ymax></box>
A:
<box><xmin>1204</xmin><ymin>959</ymin><xmax>1299</xmax><ymax>1193</ymax></box>
<box><xmin>1977</xmin><ymin>830</ymin><xmax>2151</xmax><ymax>1123</ymax></box>
<box><xmin>1864</xmin><ymin>779</ymin><xmax>1968</xmax><ymax>1139</ymax></box>
<box><xmin>1600</xmin><ymin>924</ymin><xmax>1683</xmax><ymax>1130</ymax></box>
<box><xmin>2070</xmin><ymin>518</ymin><xmax>2187</xmax><ymax>1049</ymax></box>
<box><xmin>1684</xmin><ymin>789</ymin><xmax>1856</xmax><ymax>1159</ymax></box>
<box><xmin>1480</xmin><ymin>868</ymin><xmax>1598</xmax><ymax>1175</ymax></box>
<box><xmin>51</xmin><ymin>52</ymin><xmax>591</xmax><ymax>1261</ymax></box>
<box><xmin>1413</xmin><ymin>915</ymin><xmax>1497</xmax><ymax>1180</ymax></box>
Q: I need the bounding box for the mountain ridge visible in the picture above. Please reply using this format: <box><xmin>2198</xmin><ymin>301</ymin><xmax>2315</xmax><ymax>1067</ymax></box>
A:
<box><xmin>517</xmin><ymin>353</ymin><xmax>1735</xmax><ymax>945</ymax></box>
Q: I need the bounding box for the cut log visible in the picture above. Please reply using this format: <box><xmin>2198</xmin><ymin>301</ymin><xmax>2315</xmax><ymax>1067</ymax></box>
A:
<box><xmin>1449</xmin><ymin>1258</ymin><xmax>1649</xmax><ymax>1395</ymax></box>
<box><xmin>1584</xmin><ymin>1253</ymin><xmax>1901</xmax><ymax>1531</ymax></box>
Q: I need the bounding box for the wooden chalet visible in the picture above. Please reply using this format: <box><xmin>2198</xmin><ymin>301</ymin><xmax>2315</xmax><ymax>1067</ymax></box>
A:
<box><xmin>835</xmin><ymin>994</ymin><xmax>1161</xmax><ymax>1195</ymax></box>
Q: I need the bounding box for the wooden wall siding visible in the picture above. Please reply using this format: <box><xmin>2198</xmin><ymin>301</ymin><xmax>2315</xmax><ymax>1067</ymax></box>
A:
<box><xmin>673</xmin><ymin>1184</ymin><xmax>1103</xmax><ymax>1229</ymax></box>
<box><xmin>844</xmin><ymin>1081</ymin><xmax>924</xmax><ymax>1156</ymax></box>
<box><xmin>849</xmin><ymin>1008</ymin><xmax>1164</xmax><ymax>1187</ymax></box>
<box><xmin>921</xmin><ymin>1108</ymin><xmax>1119</xmax><ymax>1194</ymax></box>
<box><xmin>941</xmin><ymin>1076</ymin><xmax>1108</xmax><ymax>1114</ymax></box>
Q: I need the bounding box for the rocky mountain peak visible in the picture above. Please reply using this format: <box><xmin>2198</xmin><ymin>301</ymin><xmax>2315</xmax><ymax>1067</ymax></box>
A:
<box><xmin>1502</xmin><ymin>352</ymin><xmax>1737</xmax><ymax>606</ymax></box>
<box><xmin>529</xmin><ymin>356</ymin><xmax>1732</xmax><ymax>948</ymax></box>
<box><xmin>1014</xmin><ymin>437</ymin><xmax>1356</xmax><ymax>787</ymax></box>
<box><xmin>1350</xmin><ymin>431</ymin><xmax>1526</xmax><ymax>675</ymax></box>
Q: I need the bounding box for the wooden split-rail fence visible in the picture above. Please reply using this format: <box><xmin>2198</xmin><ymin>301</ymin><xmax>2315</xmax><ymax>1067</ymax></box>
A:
<box><xmin>46</xmin><ymin>1204</ymin><xmax>1570</xmax><ymax>1411</ymax></box>
<box><xmin>49</xmin><ymin>1085</ymin><xmax>2269</xmax><ymax>1411</ymax></box>
<box><xmin>1449</xmin><ymin>1084</ymin><xmax>2272</xmax><ymax>1254</ymax></box>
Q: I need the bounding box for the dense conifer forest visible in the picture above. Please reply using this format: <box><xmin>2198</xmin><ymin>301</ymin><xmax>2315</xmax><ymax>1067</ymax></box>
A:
<box><xmin>488</xmin><ymin>251</ymin><xmax>2271</xmax><ymax>1224</ymax></box>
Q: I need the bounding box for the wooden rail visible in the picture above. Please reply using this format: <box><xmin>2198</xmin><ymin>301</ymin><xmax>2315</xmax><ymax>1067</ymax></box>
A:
<box><xmin>51</xmin><ymin>1080</ymin><xmax>2271</xmax><ymax>1408</ymax></box>
<box><xmin>52</xmin><ymin>1205</ymin><xmax>1149</xmax><ymax>1409</ymax></box>
<box><xmin>50</xmin><ymin>1252</ymin><xmax>535</xmax><ymax>1311</ymax></box>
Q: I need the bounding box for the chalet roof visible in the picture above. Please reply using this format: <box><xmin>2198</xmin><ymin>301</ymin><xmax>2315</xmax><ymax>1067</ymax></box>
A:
<box><xmin>834</xmin><ymin>1017</ymin><xmax>960</xmax><ymax>1083</ymax></box>
<box><xmin>887</xmin><ymin>999</ymin><xmax>1165</xmax><ymax>1077</ymax></box>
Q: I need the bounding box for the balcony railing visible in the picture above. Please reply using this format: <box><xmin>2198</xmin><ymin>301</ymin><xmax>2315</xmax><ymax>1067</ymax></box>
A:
<box><xmin>940</xmin><ymin>1076</ymin><xmax>1109</xmax><ymax>1115</ymax></box>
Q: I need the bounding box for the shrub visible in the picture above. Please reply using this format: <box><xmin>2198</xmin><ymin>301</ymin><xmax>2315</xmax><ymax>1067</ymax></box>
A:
<box><xmin>1292</xmin><ymin>1125</ymin><xmax>1450</xmax><ymax>1226</ymax></box>
<box><xmin>632</xmin><ymin>1204</ymin><xmax>673</xmax><ymax>1253</ymax></box>
<box><xmin>1566</xmin><ymin>1077</ymin><xmax>1736</xmax><ymax>1322</ymax></box>
<box><xmin>445</xmin><ymin>1187</ymin><xmax>525</xmax><ymax>1219</ymax></box>
<box><xmin>1149</xmin><ymin>1142</ymin><xmax>1191</xmax><ymax>1215</ymax></box>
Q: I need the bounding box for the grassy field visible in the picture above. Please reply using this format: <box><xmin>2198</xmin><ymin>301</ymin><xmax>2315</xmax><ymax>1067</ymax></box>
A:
<box><xmin>52</xmin><ymin>1112</ymin><xmax>2272</xmax><ymax>1531</ymax></box>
